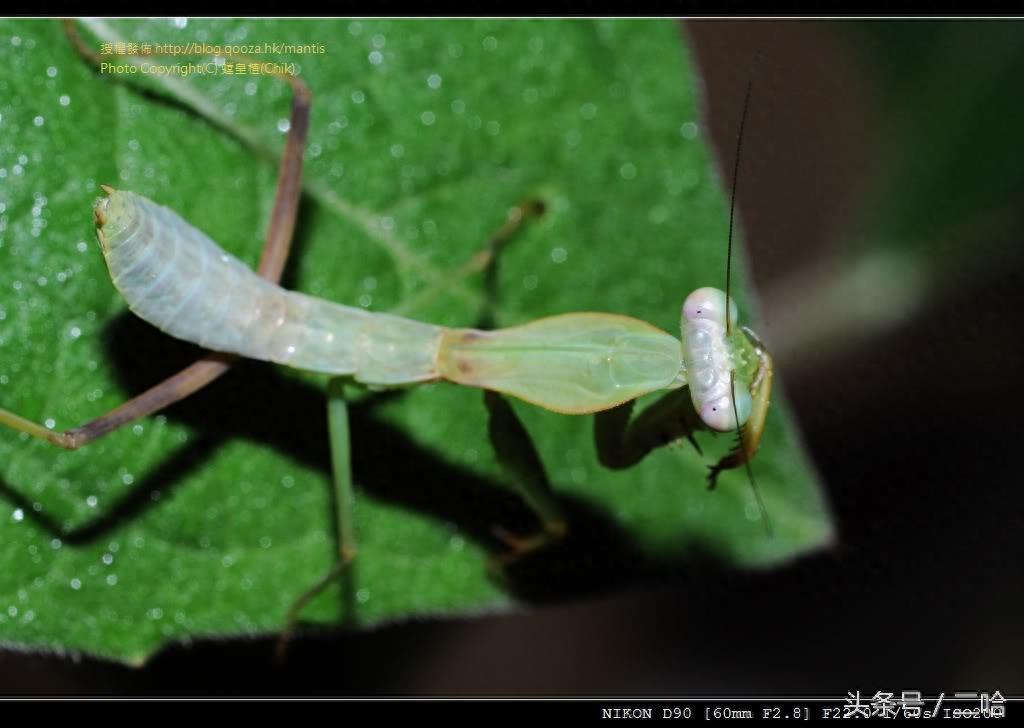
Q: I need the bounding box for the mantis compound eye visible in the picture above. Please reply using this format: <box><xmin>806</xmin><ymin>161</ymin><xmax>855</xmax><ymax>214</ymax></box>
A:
<box><xmin>699</xmin><ymin>387</ymin><xmax>753</xmax><ymax>432</ymax></box>
<box><xmin>682</xmin><ymin>286</ymin><xmax>738</xmax><ymax>329</ymax></box>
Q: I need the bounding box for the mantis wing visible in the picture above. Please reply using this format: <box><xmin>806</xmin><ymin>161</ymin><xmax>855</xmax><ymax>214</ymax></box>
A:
<box><xmin>438</xmin><ymin>313</ymin><xmax>683</xmax><ymax>414</ymax></box>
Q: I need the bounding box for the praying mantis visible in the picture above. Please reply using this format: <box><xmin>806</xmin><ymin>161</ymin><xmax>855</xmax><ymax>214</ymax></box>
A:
<box><xmin>0</xmin><ymin>20</ymin><xmax>788</xmax><ymax>657</ymax></box>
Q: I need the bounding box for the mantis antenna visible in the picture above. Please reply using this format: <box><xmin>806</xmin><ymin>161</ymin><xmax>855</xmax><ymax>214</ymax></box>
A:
<box><xmin>724</xmin><ymin>78</ymin><xmax>773</xmax><ymax>537</ymax></box>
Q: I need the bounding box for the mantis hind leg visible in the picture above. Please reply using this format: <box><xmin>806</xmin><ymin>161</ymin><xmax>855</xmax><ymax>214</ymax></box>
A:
<box><xmin>277</xmin><ymin>378</ymin><xmax>357</xmax><ymax>658</ymax></box>
<box><xmin>0</xmin><ymin>22</ymin><xmax>312</xmax><ymax>450</ymax></box>
<box><xmin>483</xmin><ymin>391</ymin><xmax>567</xmax><ymax>568</ymax></box>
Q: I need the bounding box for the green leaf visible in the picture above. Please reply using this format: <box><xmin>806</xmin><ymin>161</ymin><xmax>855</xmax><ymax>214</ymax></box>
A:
<box><xmin>0</xmin><ymin>19</ymin><xmax>832</xmax><ymax>664</ymax></box>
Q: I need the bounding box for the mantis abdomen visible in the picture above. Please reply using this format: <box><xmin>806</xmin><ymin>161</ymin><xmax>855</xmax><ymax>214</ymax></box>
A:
<box><xmin>96</xmin><ymin>190</ymin><xmax>684</xmax><ymax>413</ymax></box>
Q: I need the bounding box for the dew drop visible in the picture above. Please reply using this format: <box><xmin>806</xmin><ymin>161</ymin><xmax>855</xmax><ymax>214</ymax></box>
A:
<box><xmin>648</xmin><ymin>205</ymin><xmax>669</xmax><ymax>224</ymax></box>
<box><xmin>70</xmin><ymin>578</ymin><xmax>81</xmax><ymax>590</ymax></box>
<box><xmin>276</xmin><ymin>117</ymin><xmax>291</xmax><ymax>134</ymax></box>
<box><xmin>11</xmin><ymin>508</ymin><xmax>23</xmax><ymax>522</ymax></box>
<box><xmin>427</xmin><ymin>73</ymin><xmax>442</xmax><ymax>89</ymax></box>
<box><xmin>59</xmin><ymin>95</ymin><xmax>71</xmax><ymax>107</ymax></box>
<box><xmin>46</xmin><ymin>66</ymin><xmax>57</xmax><ymax>78</ymax></box>
<box><xmin>33</xmin><ymin>115</ymin><xmax>44</xmax><ymax>127</ymax></box>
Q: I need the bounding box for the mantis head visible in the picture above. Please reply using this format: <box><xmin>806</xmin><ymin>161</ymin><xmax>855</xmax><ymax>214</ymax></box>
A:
<box><xmin>680</xmin><ymin>286</ymin><xmax>755</xmax><ymax>432</ymax></box>
<box><xmin>681</xmin><ymin>79</ymin><xmax>773</xmax><ymax>533</ymax></box>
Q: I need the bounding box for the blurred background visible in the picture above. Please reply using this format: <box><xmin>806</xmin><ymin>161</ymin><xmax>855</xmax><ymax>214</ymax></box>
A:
<box><xmin>2</xmin><ymin>19</ymin><xmax>1023</xmax><ymax>695</ymax></box>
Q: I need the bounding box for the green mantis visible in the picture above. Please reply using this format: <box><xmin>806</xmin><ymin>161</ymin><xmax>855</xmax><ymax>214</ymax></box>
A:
<box><xmin>0</xmin><ymin>18</ymin><xmax>815</xmax><ymax>659</ymax></box>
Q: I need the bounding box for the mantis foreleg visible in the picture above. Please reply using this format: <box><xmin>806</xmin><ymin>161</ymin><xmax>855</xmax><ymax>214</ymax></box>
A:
<box><xmin>594</xmin><ymin>387</ymin><xmax>705</xmax><ymax>470</ymax></box>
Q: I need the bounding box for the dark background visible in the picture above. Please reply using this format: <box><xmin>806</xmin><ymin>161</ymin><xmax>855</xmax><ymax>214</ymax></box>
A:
<box><xmin>2</xmin><ymin>20</ymin><xmax>1023</xmax><ymax>696</ymax></box>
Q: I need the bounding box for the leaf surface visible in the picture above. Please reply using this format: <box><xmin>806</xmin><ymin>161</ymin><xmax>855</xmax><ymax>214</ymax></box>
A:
<box><xmin>0</xmin><ymin>19</ymin><xmax>831</xmax><ymax>663</ymax></box>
